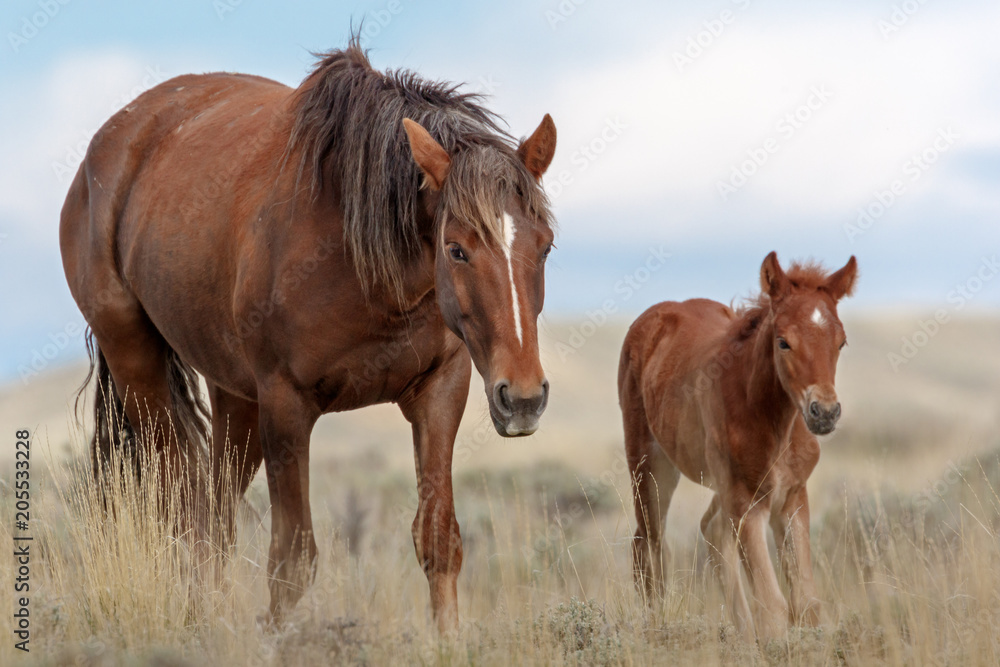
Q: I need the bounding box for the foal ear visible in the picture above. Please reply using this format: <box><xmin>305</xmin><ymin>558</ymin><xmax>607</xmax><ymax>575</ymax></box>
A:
<box><xmin>825</xmin><ymin>255</ymin><xmax>858</xmax><ymax>300</ymax></box>
<box><xmin>760</xmin><ymin>251</ymin><xmax>790</xmax><ymax>301</ymax></box>
<box><xmin>517</xmin><ymin>113</ymin><xmax>557</xmax><ymax>181</ymax></box>
<box><xmin>403</xmin><ymin>118</ymin><xmax>451</xmax><ymax>191</ymax></box>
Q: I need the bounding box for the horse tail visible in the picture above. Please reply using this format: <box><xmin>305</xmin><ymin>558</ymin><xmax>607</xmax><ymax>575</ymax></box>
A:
<box><xmin>77</xmin><ymin>328</ymin><xmax>139</xmax><ymax>482</ymax></box>
<box><xmin>164</xmin><ymin>346</ymin><xmax>211</xmax><ymax>463</ymax></box>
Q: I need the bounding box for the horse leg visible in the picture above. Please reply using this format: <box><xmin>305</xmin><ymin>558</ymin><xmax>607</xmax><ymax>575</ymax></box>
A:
<box><xmin>733</xmin><ymin>495</ymin><xmax>789</xmax><ymax>643</ymax></box>
<box><xmin>90</xmin><ymin>303</ymin><xmax>191</xmax><ymax>497</ymax></box>
<box><xmin>258</xmin><ymin>380</ymin><xmax>320</xmax><ymax>624</ymax></box>
<box><xmin>398</xmin><ymin>348</ymin><xmax>470</xmax><ymax>634</ymax></box>
<box><xmin>207</xmin><ymin>382</ymin><xmax>262</xmax><ymax>550</ymax></box>
<box><xmin>628</xmin><ymin>442</ymin><xmax>680</xmax><ymax>599</ymax></box>
<box><xmin>622</xmin><ymin>366</ymin><xmax>680</xmax><ymax>599</ymax></box>
<box><xmin>701</xmin><ymin>494</ymin><xmax>755</xmax><ymax>641</ymax></box>
<box><xmin>771</xmin><ymin>485</ymin><xmax>821</xmax><ymax>626</ymax></box>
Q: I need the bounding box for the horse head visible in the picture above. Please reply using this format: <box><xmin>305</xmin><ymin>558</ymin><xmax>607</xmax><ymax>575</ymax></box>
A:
<box><xmin>403</xmin><ymin>115</ymin><xmax>557</xmax><ymax>437</ymax></box>
<box><xmin>760</xmin><ymin>251</ymin><xmax>858</xmax><ymax>435</ymax></box>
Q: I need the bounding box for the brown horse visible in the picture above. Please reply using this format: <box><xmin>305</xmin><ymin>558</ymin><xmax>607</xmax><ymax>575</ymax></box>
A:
<box><xmin>60</xmin><ymin>39</ymin><xmax>557</xmax><ymax>631</ymax></box>
<box><xmin>618</xmin><ymin>252</ymin><xmax>857</xmax><ymax>642</ymax></box>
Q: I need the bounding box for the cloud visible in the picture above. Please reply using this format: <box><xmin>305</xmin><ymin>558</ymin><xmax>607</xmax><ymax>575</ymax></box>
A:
<box><xmin>508</xmin><ymin>5</ymin><xmax>1000</xmax><ymax>240</ymax></box>
<box><xmin>0</xmin><ymin>49</ymin><xmax>177</xmax><ymax>381</ymax></box>
<box><xmin>0</xmin><ymin>50</ymin><xmax>170</xmax><ymax>249</ymax></box>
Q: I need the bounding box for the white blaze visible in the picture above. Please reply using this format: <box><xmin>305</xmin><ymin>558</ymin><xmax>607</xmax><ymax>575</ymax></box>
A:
<box><xmin>501</xmin><ymin>212</ymin><xmax>523</xmax><ymax>345</ymax></box>
<box><xmin>811</xmin><ymin>307</ymin><xmax>826</xmax><ymax>326</ymax></box>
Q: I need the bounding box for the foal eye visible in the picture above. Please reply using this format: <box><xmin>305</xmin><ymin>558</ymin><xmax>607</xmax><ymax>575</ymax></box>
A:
<box><xmin>448</xmin><ymin>244</ymin><xmax>468</xmax><ymax>262</ymax></box>
<box><xmin>777</xmin><ymin>337</ymin><xmax>791</xmax><ymax>351</ymax></box>
<box><xmin>839</xmin><ymin>340</ymin><xmax>848</xmax><ymax>350</ymax></box>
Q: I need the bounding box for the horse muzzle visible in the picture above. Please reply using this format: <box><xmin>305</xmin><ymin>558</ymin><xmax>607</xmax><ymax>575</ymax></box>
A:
<box><xmin>803</xmin><ymin>398</ymin><xmax>841</xmax><ymax>435</ymax></box>
<box><xmin>490</xmin><ymin>379</ymin><xmax>549</xmax><ymax>437</ymax></box>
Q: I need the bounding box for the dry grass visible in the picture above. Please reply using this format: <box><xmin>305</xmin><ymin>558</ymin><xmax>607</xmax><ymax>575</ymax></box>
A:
<box><xmin>2</xmin><ymin>431</ymin><xmax>1000</xmax><ymax>666</ymax></box>
<box><xmin>3</xmin><ymin>317</ymin><xmax>999</xmax><ymax>664</ymax></box>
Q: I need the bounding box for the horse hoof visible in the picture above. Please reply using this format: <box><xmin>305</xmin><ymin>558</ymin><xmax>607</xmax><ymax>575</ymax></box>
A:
<box><xmin>256</xmin><ymin>613</ymin><xmax>285</xmax><ymax>633</ymax></box>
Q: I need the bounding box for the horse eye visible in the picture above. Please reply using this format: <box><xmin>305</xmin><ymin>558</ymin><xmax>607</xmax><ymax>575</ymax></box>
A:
<box><xmin>839</xmin><ymin>340</ymin><xmax>848</xmax><ymax>350</ymax></box>
<box><xmin>542</xmin><ymin>244</ymin><xmax>553</xmax><ymax>259</ymax></box>
<box><xmin>777</xmin><ymin>337</ymin><xmax>791</xmax><ymax>351</ymax></box>
<box><xmin>448</xmin><ymin>244</ymin><xmax>467</xmax><ymax>262</ymax></box>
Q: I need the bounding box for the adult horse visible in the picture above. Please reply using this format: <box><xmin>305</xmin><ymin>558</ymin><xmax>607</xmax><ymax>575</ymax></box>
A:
<box><xmin>618</xmin><ymin>252</ymin><xmax>857</xmax><ymax>642</ymax></box>
<box><xmin>60</xmin><ymin>39</ymin><xmax>557</xmax><ymax>631</ymax></box>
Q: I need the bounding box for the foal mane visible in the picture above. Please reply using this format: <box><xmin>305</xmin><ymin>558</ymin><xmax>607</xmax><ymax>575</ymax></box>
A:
<box><xmin>288</xmin><ymin>36</ymin><xmax>551</xmax><ymax>298</ymax></box>
<box><xmin>731</xmin><ymin>260</ymin><xmax>835</xmax><ymax>340</ymax></box>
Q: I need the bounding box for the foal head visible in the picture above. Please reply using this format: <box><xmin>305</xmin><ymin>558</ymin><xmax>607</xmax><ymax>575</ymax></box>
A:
<box><xmin>403</xmin><ymin>115</ymin><xmax>557</xmax><ymax>437</ymax></box>
<box><xmin>759</xmin><ymin>252</ymin><xmax>858</xmax><ymax>435</ymax></box>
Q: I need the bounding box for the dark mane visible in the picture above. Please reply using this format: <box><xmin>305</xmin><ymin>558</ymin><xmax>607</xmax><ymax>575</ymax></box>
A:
<box><xmin>288</xmin><ymin>37</ymin><xmax>551</xmax><ymax>298</ymax></box>
<box><xmin>731</xmin><ymin>260</ymin><xmax>836</xmax><ymax>340</ymax></box>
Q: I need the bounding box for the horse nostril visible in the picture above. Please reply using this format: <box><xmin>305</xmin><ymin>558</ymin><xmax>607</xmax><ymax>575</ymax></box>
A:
<box><xmin>538</xmin><ymin>379</ymin><xmax>550</xmax><ymax>414</ymax></box>
<box><xmin>832</xmin><ymin>402</ymin><xmax>842</xmax><ymax>420</ymax></box>
<box><xmin>493</xmin><ymin>381</ymin><xmax>513</xmax><ymax>416</ymax></box>
<box><xmin>809</xmin><ymin>401</ymin><xmax>821</xmax><ymax>418</ymax></box>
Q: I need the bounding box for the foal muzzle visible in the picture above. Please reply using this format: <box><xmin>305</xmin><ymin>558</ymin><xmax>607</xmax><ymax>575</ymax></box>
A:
<box><xmin>804</xmin><ymin>398</ymin><xmax>841</xmax><ymax>435</ymax></box>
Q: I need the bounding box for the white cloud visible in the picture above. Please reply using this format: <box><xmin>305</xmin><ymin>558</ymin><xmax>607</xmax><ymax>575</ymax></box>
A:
<box><xmin>0</xmin><ymin>50</ymin><xmax>170</xmax><ymax>248</ymax></box>
<box><xmin>4</xmin><ymin>9</ymin><xmax>997</xmax><ymax>254</ymax></box>
<box><xmin>512</xmin><ymin>6</ymin><xmax>1000</xmax><ymax>239</ymax></box>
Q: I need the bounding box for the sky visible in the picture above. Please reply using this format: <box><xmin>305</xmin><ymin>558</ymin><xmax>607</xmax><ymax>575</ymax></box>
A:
<box><xmin>1</xmin><ymin>0</ymin><xmax>998</xmax><ymax>384</ymax></box>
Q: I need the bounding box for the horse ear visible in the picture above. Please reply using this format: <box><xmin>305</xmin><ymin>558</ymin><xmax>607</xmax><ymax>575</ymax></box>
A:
<box><xmin>825</xmin><ymin>255</ymin><xmax>858</xmax><ymax>300</ymax></box>
<box><xmin>403</xmin><ymin>118</ymin><xmax>451</xmax><ymax>191</ymax></box>
<box><xmin>760</xmin><ymin>251</ymin><xmax>789</xmax><ymax>301</ymax></box>
<box><xmin>517</xmin><ymin>114</ymin><xmax>557</xmax><ymax>181</ymax></box>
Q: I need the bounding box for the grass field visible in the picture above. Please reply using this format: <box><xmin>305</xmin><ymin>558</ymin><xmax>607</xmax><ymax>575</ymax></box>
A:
<box><xmin>2</xmin><ymin>315</ymin><xmax>999</xmax><ymax>665</ymax></box>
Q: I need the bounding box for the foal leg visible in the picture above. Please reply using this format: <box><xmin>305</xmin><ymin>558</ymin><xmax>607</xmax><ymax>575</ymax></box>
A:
<box><xmin>398</xmin><ymin>348</ymin><xmax>470</xmax><ymax>634</ymax></box>
<box><xmin>733</xmin><ymin>496</ymin><xmax>789</xmax><ymax>643</ymax></box>
<box><xmin>258</xmin><ymin>379</ymin><xmax>320</xmax><ymax>624</ymax></box>
<box><xmin>701</xmin><ymin>494</ymin><xmax>754</xmax><ymax>641</ymax></box>
<box><xmin>771</xmin><ymin>485</ymin><xmax>821</xmax><ymax>626</ymax></box>
<box><xmin>622</xmin><ymin>369</ymin><xmax>680</xmax><ymax>599</ymax></box>
<box><xmin>208</xmin><ymin>383</ymin><xmax>263</xmax><ymax>550</ymax></box>
<box><xmin>629</xmin><ymin>439</ymin><xmax>680</xmax><ymax>599</ymax></box>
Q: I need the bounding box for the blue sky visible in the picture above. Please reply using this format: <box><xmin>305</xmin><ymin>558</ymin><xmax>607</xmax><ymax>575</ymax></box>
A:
<box><xmin>1</xmin><ymin>0</ymin><xmax>998</xmax><ymax>383</ymax></box>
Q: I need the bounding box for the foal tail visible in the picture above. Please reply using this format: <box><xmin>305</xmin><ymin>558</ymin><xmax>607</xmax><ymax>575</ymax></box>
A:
<box><xmin>76</xmin><ymin>328</ymin><xmax>210</xmax><ymax>483</ymax></box>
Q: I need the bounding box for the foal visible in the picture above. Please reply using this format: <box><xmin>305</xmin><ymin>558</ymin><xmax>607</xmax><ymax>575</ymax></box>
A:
<box><xmin>618</xmin><ymin>252</ymin><xmax>857</xmax><ymax>641</ymax></box>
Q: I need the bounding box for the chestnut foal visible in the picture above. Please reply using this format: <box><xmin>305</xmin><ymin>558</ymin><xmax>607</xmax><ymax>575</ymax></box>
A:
<box><xmin>618</xmin><ymin>252</ymin><xmax>857</xmax><ymax>641</ymax></box>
